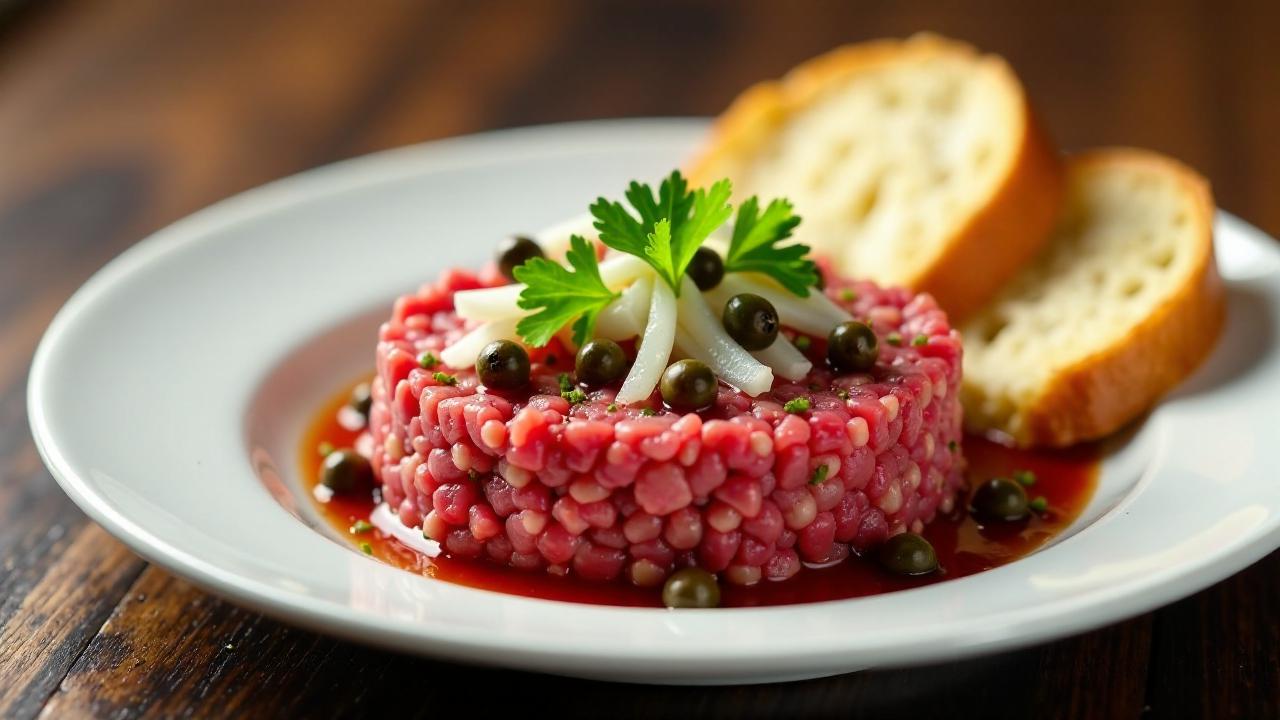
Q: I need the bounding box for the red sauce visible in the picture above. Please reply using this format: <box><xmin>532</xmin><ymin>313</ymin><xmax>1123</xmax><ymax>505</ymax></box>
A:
<box><xmin>302</xmin><ymin>378</ymin><xmax>1098</xmax><ymax>607</ymax></box>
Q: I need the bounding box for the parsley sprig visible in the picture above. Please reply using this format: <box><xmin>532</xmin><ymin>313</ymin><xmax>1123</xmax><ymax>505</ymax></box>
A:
<box><xmin>514</xmin><ymin>235</ymin><xmax>618</xmax><ymax>346</ymax></box>
<box><xmin>724</xmin><ymin>197</ymin><xmax>816</xmax><ymax>295</ymax></box>
<box><xmin>591</xmin><ymin>172</ymin><xmax>732</xmax><ymax>295</ymax></box>
<box><xmin>516</xmin><ymin>169</ymin><xmax>819</xmax><ymax>347</ymax></box>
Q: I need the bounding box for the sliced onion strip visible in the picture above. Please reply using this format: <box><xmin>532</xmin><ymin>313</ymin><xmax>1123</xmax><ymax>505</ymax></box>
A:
<box><xmin>615</xmin><ymin>279</ymin><xmax>677</xmax><ymax>404</ymax></box>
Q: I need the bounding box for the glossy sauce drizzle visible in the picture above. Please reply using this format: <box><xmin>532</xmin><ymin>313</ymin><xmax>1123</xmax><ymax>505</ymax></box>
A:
<box><xmin>302</xmin><ymin>378</ymin><xmax>1098</xmax><ymax>607</ymax></box>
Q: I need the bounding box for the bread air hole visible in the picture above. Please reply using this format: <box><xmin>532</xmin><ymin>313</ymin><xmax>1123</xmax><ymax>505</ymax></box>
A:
<box><xmin>847</xmin><ymin>183</ymin><xmax>881</xmax><ymax>224</ymax></box>
<box><xmin>979</xmin><ymin>315</ymin><xmax>1008</xmax><ymax>344</ymax></box>
<box><xmin>1121</xmin><ymin>278</ymin><xmax>1145</xmax><ymax>297</ymax></box>
<box><xmin>1153</xmin><ymin>247</ymin><xmax>1175</xmax><ymax>268</ymax></box>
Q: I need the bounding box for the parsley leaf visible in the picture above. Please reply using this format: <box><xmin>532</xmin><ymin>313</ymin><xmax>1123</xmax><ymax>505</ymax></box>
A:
<box><xmin>590</xmin><ymin>171</ymin><xmax>732</xmax><ymax>294</ymax></box>
<box><xmin>514</xmin><ymin>235</ymin><xmax>619</xmax><ymax>346</ymax></box>
<box><xmin>724</xmin><ymin>197</ymin><xmax>817</xmax><ymax>296</ymax></box>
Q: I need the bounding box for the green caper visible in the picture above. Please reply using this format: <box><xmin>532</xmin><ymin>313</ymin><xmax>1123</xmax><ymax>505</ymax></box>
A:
<box><xmin>970</xmin><ymin>477</ymin><xmax>1030</xmax><ymax>523</ymax></box>
<box><xmin>475</xmin><ymin>340</ymin><xmax>531</xmax><ymax>390</ymax></box>
<box><xmin>827</xmin><ymin>320</ymin><xmax>879</xmax><ymax>373</ymax></box>
<box><xmin>662</xmin><ymin>567</ymin><xmax>721</xmax><ymax>608</ymax></box>
<box><xmin>660</xmin><ymin>359</ymin><xmax>717</xmax><ymax>412</ymax></box>
<box><xmin>349</xmin><ymin>382</ymin><xmax>372</xmax><ymax>416</ymax></box>
<box><xmin>496</xmin><ymin>235</ymin><xmax>544</xmax><ymax>280</ymax></box>
<box><xmin>575</xmin><ymin>338</ymin><xmax>627</xmax><ymax>387</ymax></box>
<box><xmin>320</xmin><ymin>449</ymin><xmax>374</xmax><ymax>493</ymax></box>
<box><xmin>876</xmin><ymin>532</ymin><xmax>938</xmax><ymax>576</ymax></box>
<box><xmin>722</xmin><ymin>293</ymin><xmax>780</xmax><ymax>351</ymax></box>
<box><xmin>685</xmin><ymin>247</ymin><xmax>725</xmax><ymax>291</ymax></box>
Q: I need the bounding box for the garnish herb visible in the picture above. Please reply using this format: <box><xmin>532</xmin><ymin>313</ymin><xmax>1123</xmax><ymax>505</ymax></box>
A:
<box><xmin>607</xmin><ymin>403</ymin><xmax>619</xmax><ymax>412</ymax></box>
<box><xmin>724</xmin><ymin>196</ymin><xmax>816</xmax><ymax>295</ymax></box>
<box><xmin>639</xmin><ymin>407</ymin><xmax>656</xmax><ymax>416</ymax></box>
<box><xmin>839</xmin><ymin>289</ymin><xmax>857</xmax><ymax>302</ymax></box>
<box><xmin>809</xmin><ymin>464</ymin><xmax>830</xmax><ymax>485</ymax></box>
<box><xmin>562</xmin><ymin>387</ymin><xmax>587</xmax><ymax>404</ymax></box>
<box><xmin>886</xmin><ymin>332</ymin><xmax>903</xmax><ymax>346</ymax></box>
<box><xmin>794</xmin><ymin>335</ymin><xmax>812</xmax><ymax>352</ymax></box>
<box><xmin>417</xmin><ymin>351</ymin><xmax>439</xmax><ymax>368</ymax></box>
<box><xmin>1014</xmin><ymin>469</ymin><xmax>1037</xmax><ymax>487</ymax></box>
<box><xmin>433</xmin><ymin>371</ymin><xmax>458</xmax><ymax>386</ymax></box>
<box><xmin>591</xmin><ymin>171</ymin><xmax>732</xmax><ymax>296</ymax></box>
<box><xmin>911</xmin><ymin>334</ymin><xmax>929</xmax><ymax>347</ymax></box>
<box><xmin>1029</xmin><ymin>496</ymin><xmax>1049</xmax><ymax>513</ymax></box>
<box><xmin>558</xmin><ymin>373</ymin><xmax>574</xmax><ymax>394</ymax></box>
<box><xmin>349</xmin><ymin>520</ymin><xmax>373</xmax><ymax>534</ymax></box>
<box><xmin>836</xmin><ymin>388</ymin><xmax>850</xmax><ymax>401</ymax></box>
<box><xmin>784</xmin><ymin>397</ymin><xmax>811</xmax><ymax>414</ymax></box>
<box><xmin>359</xmin><ymin>542</ymin><xmax>373</xmax><ymax>555</ymax></box>
<box><xmin>515</xmin><ymin>234</ymin><xmax>619</xmax><ymax>346</ymax></box>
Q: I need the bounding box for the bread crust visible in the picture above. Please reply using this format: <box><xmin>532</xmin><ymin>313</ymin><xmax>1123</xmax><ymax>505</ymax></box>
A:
<box><xmin>687</xmin><ymin>34</ymin><xmax>1064</xmax><ymax>322</ymax></box>
<box><xmin>1019</xmin><ymin>149</ymin><xmax>1225</xmax><ymax>447</ymax></box>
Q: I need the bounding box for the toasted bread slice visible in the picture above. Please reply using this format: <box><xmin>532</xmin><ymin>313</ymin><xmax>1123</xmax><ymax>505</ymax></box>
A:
<box><xmin>961</xmin><ymin>149</ymin><xmax>1224</xmax><ymax>447</ymax></box>
<box><xmin>688</xmin><ymin>34</ymin><xmax>1063</xmax><ymax>321</ymax></box>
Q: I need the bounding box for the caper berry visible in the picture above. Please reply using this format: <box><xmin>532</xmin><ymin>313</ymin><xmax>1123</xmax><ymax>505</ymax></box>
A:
<box><xmin>349</xmin><ymin>382</ymin><xmax>372</xmax><ymax>416</ymax></box>
<box><xmin>659</xmin><ymin>359</ymin><xmax>717</xmax><ymax>412</ymax></box>
<box><xmin>320</xmin><ymin>449</ymin><xmax>374</xmax><ymax>493</ymax></box>
<box><xmin>876</xmin><ymin>532</ymin><xmax>938</xmax><ymax>576</ymax></box>
<box><xmin>475</xmin><ymin>340</ymin><xmax>531</xmax><ymax>390</ymax></box>
<box><xmin>496</xmin><ymin>235</ymin><xmax>544</xmax><ymax>280</ymax></box>
<box><xmin>575</xmin><ymin>338</ymin><xmax>627</xmax><ymax>387</ymax></box>
<box><xmin>662</xmin><ymin>567</ymin><xmax>721</xmax><ymax>608</ymax></box>
<box><xmin>685</xmin><ymin>247</ymin><xmax>725</xmax><ymax>291</ymax></box>
<box><xmin>722</xmin><ymin>293</ymin><xmax>780</xmax><ymax>351</ymax></box>
<box><xmin>827</xmin><ymin>320</ymin><xmax>879</xmax><ymax>373</ymax></box>
<box><xmin>970</xmin><ymin>477</ymin><xmax>1030</xmax><ymax>523</ymax></box>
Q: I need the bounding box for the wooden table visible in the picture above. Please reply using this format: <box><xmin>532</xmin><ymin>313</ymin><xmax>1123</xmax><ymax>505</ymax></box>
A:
<box><xmin>1</xmin><ymin>2</ymin><xmax>1276</xmax><ymax>717</ymax></box>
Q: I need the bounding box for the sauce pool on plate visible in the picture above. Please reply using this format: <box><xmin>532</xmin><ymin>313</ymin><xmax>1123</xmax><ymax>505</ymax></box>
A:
<box><xmin>301</xmin><ymin>378</ymin><xmax>1098</xmax><ymax>608</ymax></box>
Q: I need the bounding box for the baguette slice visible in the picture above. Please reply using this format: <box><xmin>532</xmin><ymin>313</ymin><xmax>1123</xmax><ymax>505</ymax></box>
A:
<box><xmin>961</xmin><ymin>149</ymin><xmax>1224</xmax><ymax>447</ymax></box>
<box><xmin>688</xmin><ymin>34</ymin><xmax>1063</xmax><ymax>321</ymax></box>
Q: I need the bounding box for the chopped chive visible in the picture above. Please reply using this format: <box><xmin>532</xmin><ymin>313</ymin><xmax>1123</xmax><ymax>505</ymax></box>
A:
<box><xmin>839</xmin><ymin>289</ymin><xmax>858</xmax><ymax>302</ymax></box>
<box><xmin>784</xmin><ymin>397</ymin><xmax>811</xmax><ymax>414</ymax></box>
<box><xmin>911</xmin><ymin>334</ymin><xmax>929</xmax><ymax>347</ymax></box>
<box><xmin>639</xmin><ymin>408</ymin><xmax>656</xmax><ymax>417</ymax></box>
<box><xmin>836</xmin><ymin>388</ymin><xmax>850</xmax><ymax>401</ymax></box>
<box><xmin>1029</xmin><ymin>496</ymin><xmax>1048</xmax><ymax>513</ymax></box>
<box><xmin>317</xmin><ymin>441</ymin><xmax>335</xmax><ymax>457</ymax></box>
<box><xmin>794</xmin><ymin>335</ymin><xmax>813</xmax><ymax>352</ymax></box>
<box><xmin>417</xmin><ymin>351</ymin><xmax>439</xmax><ymax>368</ymax></box>
<box><xmin>809</xmin><ymin>464</ymin><xmax>830</xmax><ymax>485</ymax></box>
<box><xmin>359</xmin><ymin>542</ymin><xmax>373</xmax><ymax>555</ymax></box>
<box><xmin>886</xmin><ymin>332</ymin><xmax>903</xmax><ymax>346</ymax></box>
<box><xmin>607</xmin><ymin>403</ymin><xmax>618</xmax><ymax>412</ymax></box>
<box><xmin>433</xmin><ymin>371</ymin><xmax>457</xmax><ymax>386</ymax></box>
<box><xmin>349</xmin><ymin>520</ymin><xmax>373</xmax><ymax>534</ymax></box>
<box><xmin>558</xmin><ymin>372</ymin><xmax>574</xmax><ymax>394</ymax></box>
<box><xmin>562</xmin><ymin>387</ymin><xmax>587</xmax><ymax>405</ymax></box>
<box><xmin>1014</xmin><ymin>469</ymin><xmax>1037</xmax><ymax>487</ymax></box>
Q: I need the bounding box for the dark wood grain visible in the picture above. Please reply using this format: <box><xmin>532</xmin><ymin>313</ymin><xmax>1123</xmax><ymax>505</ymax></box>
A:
<box><xmin>1</xmin><ymin>1</ymin><xmax>1277</xmax><ymax>718</ymax></box>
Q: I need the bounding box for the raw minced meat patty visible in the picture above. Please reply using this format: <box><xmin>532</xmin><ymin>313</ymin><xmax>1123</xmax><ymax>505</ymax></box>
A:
<box><xmin>367</xmin><ymin>267</ymin><xmax>964</xmax><ymax>586</ymax></box>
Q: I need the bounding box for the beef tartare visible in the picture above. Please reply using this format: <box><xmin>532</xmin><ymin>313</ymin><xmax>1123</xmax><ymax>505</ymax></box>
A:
<box><xmin>351</xmin><ymin>171</ymin><xmax>964</xmax><ymax>604</ymax></box>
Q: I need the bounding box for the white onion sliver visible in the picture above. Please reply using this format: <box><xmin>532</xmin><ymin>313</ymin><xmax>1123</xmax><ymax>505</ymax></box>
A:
<box><xmin>440</xmin><ymin>317</ymin><xmax>520</xmax><ymax>369</ymax></box>
<box><xmin>751</xmin><ymin>335</ymin><xmax>813</xmax><ymax>381</ymax></box>
<box><xmin>453</xmin><ymin>254</ymin><xmax>652</xmax><ymax>322</ymax></box>
<box><xmin>675</xmin><ymin>276</ymin><xmax>773</xmax><ymax>396</ymax></box>
<box><xmin>534</xmin><ymin>212</ymin><xmax>597</xmax><ymax>259</ymax></box>
<box><xmin>711</xmin><ymin>274</ymin><xmax>851</xmax><ymax>336</ymax></box>
<box><xmin>616</xmin><ymin>279</ymin><xmax>676</xmax><ymax>404</ymax></box>
<box><xmin>595</xmin><ymin>275</ymin><xmax>653</xmax><ymax>341</ymax></box>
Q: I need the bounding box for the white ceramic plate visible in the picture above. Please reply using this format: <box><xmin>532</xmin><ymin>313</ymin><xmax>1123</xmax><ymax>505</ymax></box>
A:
<box><xmin>28</xmin><ymin>119</ymin><xmax>1280</xmax><ymax>685</ymax></box>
